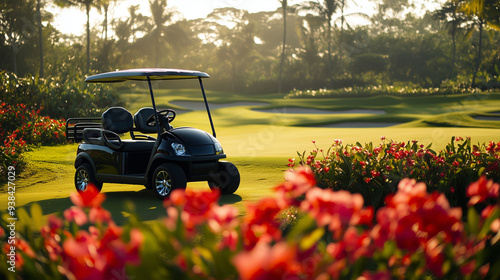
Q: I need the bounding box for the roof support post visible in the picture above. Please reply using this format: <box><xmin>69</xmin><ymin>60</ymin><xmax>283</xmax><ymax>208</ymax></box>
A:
<box><xmin>199</xmin><ymin>77</ymin><xmax>216</xmax><ymax>138</ymax></box>
<box><xmin>147</xmin><ymin>76</ymin><xmax>161</xmax><ymax>136</ymax></box>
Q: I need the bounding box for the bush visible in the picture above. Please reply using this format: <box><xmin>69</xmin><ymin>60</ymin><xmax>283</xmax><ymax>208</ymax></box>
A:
<box><xmin>0</xmin><ymin>70</ymin><xmax>124</xmax><ymax>119</ymax></box>
<box><xmin>285</xmin><ymin>85</ymin><xmax>497</xmax><ymax>98</ymax></box>
<box><xmin>1</xmin><ymin>170</ymin><xmax>499</xmax><ymax>279</ymax></box>
<box><xmin>290</xmin><ymin>137</ymin><xmax>500</xmax><ymax>210</ymax></box>
<box><xmin>0</xmin><ymin>102</ymin><xmax>66</xmax><ymax>182</ymax></box>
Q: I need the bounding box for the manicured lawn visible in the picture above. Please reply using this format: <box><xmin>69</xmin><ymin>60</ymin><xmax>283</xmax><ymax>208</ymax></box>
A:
<box><xmin>3</xmin><ymin>87</ymin><xmax>499</xmax><ymax>227</ymax></box>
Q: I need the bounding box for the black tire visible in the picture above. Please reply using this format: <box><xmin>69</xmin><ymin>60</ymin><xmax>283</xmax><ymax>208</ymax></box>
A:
<box><xmin>74</xmin><ymin>163</ymin><xmax>103</xmax><ymax>193</ymax></box>
<box><xmin>208</xmin><ymin>162</ymin><xmax>240</xmax><ymax>195</ymax></box>
<box><xmin>151</xmin><ymin>163</ymin><xmax>186</xmax><ymax>199</ymax></box>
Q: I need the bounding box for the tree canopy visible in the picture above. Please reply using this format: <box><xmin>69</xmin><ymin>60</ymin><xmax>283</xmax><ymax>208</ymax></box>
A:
<box><xmin>0</xmin><ymin>0</ymin><xmax>499</xmax><ymax>92</ymax></box>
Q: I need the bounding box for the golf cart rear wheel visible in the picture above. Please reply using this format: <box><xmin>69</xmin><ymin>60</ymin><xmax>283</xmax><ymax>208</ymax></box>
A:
<box><xmin>75</xmin><ymin>163</ymin><xmax>103</xmax><ymax>193</ymax></box>
<box><xmin>152</xmin><ymin>163</ymin><xmax>186</xmax><ymax>199</ymax></box>
<box><xmin>208</xmin><ymin>162</ymin><xmax>240</xmax><ymax>195</ymax></box>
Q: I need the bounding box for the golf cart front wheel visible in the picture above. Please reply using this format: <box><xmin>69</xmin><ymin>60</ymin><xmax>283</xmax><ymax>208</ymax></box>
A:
<box><xmin>208</xmin><ymin>162</ymin><xmax>240</xmax><ymax>195</ymax></box>
<box><xmin>75</xmin><ymin>163</ymin><xmax>103</xmax><ymax>193</ymax></box>
<box><xmin>151</xmin><ymin>163</ymin><xmax>186</xmax><ymax>200</ymax></box>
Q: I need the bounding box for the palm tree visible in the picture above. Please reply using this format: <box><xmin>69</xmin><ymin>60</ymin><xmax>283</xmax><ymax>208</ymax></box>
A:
<box><xmin>278</xmin><ymin>0</ymin><xmax>287</xmax><ymax>93</ymax></box>
<box><xmin>55</xmin><ymin>0</ymin><xmax>101</xmax><ymax>73</ymax></box>
<box><xmin>333</xmin><ymin>0</ymin><xmax>369</xmax><ymax>74</ymax></box>
<box><xmin>458</xmin><ymin>0</ymin><xmax>500</xmax><ymax>87</ymax></box>
<box><xmin>149</xmin><ymin>0</ymin><xmax>172</xmax><ymax>67</ymax></box>
<box><xmin>98</xmin><ymin>0</ymin><xmax>121</xmax><ymax>41</ymax></box>
<box><xmin>296</xmin><ymin>14</ymin><xmax>324</xmax><ymax>81</ymax></box>
<box><xmin>434</xmin><ymin>1</ymin><xmax>467</xmax><ymax>79</ymax></box>
<box><xmin>36</xmin><ymin>0</ymin><xmax>44</xmax><ymax>77</ymax></box>
<box><xmin>303</xmin><ymin>0</ymin><xmax>338</xmax><ymax>85</ymax></box>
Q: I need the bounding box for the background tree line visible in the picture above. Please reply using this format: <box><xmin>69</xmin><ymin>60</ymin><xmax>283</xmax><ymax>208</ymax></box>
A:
<box><xmin>1</xmin><ymin>0</ymin><xmax>499</xmax><ymax>95</ymax></box>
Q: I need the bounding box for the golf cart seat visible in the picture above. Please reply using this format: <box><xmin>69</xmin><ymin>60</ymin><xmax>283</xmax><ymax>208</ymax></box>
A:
<box><xmin>134</xmin><ymin>107</ymin><xmax>174</xmax><ymax>132</ymax></box>
<box><xmin>134</xmin><ymin>107</ymin><xmax>158</xmax><ymax>134</ymax></box>
<box><xmin>82</xmin><ymin>107</ymin><xmax>155</xmax><ymax>151</ymax></box>
<box><xmin>102</xmin><ymin>107</ymin><xmax>134</xmax><ymax>134</ymax></box>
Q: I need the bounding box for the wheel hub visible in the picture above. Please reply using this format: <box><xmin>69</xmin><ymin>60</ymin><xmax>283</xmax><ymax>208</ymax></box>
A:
<box><xmin>76</xmin><ymin>170</ymin><xmax>89</xmax><ymax>191</ymax></box>
<box><xmin>156</xmin><ymin>171</ymin><xmax>172</xmax><ymax>196</ymax></box>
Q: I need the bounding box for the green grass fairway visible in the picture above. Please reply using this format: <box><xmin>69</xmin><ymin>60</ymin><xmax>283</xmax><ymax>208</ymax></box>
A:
<box><xmin>2</xmin><ymin>87</ymin><xmax>499</xmax><ymax>227</ymax></box>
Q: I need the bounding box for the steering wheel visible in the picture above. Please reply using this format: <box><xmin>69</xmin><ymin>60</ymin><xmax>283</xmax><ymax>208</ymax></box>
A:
<box><xmin>146</xmin><ymin>109</ymin><xmax>176</xmax><ymax>127</ymax></box>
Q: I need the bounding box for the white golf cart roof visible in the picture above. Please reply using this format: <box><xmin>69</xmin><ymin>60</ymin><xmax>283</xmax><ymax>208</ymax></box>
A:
<box><xmin>85</xmin><ymin>68</ymin><xmax>210</xmax><ymax>83</ymax></box>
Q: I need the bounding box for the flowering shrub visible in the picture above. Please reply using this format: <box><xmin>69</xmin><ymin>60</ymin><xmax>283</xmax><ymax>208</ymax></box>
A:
<box><xmin>290</xmin><ymin>137</ymin><xmax>500</xmax><ymax>209</ymax></box>
<box><xmin>0</xmin><ymin>102</ymin><xmax>66</xmax><ymax>181</ymax></box>
<box><xmin>0</xmin><ymin>70</ymin><xmax>123</xmax><ymax>119</ymax></box>
<box><xmin>0</xmin><ymin>185</ymin><xmax>143</xmax><ymax>279</ymax></box>
<box><xmin>1</xmin><ymin>169</ymin><xmax>499</xmax><ymax>279</ymax></box>
<box><xmin>286</xmin><ymin>85</ymin><xmax>498</xmax><ymax>98</ymax></box>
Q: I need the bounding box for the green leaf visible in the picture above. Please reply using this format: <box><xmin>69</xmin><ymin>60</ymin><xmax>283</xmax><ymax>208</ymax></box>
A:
<box><xmin>466</xmin><ymin>207</ymin><xmax>480</xmax><ymax>235</ymax></box>
<box><xmin>286</xmin><ymin>215</ymin><xmax>317</xmax><ymax>241</ymax></box>
<box><xmin>192</xmin><ymin>246</ymin><xmax>215</xmax><ymax>275</ymax></box>
<box><xmin>479</xmin><ymin>206</ymin><xmax>500</xmax><ymax>239</ymax></box>
<box><xmin>382</xmin><ymin>240</ymin><xmax>397</xmax><ymax>259</ymax></box>
<box><xmin>30</xmin><ymin>203</ymin><xmax>43</xmax><ymax>224</ymax></box>
<box><xmin>16</xmin><ymin>207</ymin><xmax>31</xmax><ymax>233</ymax></box>
<box><xmin>300</xmin><ymin>227</ymin><xmax>325</xmax><ymax>250</ymax></box>
<box><xmin>478</xmin><ymin>166</ymin><xmax>486</xmax><ymax>176</ymax></box>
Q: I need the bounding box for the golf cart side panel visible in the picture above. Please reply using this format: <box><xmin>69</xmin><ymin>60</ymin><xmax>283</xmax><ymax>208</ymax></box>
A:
<box><xmin>77</xmin><ymin>143</ymin><xmax>120</xmax><ymax>175</ymax></box>
<box><xmin>96</xmin><ymin>174</ymin><xmax>147</xmax><ymax>185</ymax></box>
<box><xmin>150</xmin><ymin>152</ymin><xmax>226</xmax><ymax>182</ymax></box>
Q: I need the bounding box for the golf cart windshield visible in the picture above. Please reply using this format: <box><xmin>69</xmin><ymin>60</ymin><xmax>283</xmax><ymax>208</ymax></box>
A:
<box><xmin>85</xmin><ymin>68</ymin><xmax>216</xmax><ymax>137</ymax></box>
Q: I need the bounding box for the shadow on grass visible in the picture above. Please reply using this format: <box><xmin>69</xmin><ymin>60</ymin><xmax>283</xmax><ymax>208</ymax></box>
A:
<box><xmin>23</xmin><ymin>189</ymin><xmax>243</xmax><ymax>226</ymax></box>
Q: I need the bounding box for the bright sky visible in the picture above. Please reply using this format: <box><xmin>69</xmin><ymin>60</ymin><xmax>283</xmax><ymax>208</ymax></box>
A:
<box><xmin>49</xmin><ymin>0</ymin><xmax>295</xmax><ymax>36</ymax></box>
<box><xmin>48</xmin><ymin>0</ymin><xmax>379</xmax><ymax>36</ymax></box>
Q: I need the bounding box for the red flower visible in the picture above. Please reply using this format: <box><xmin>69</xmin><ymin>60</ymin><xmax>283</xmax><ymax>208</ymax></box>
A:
<box><xmin>208</xmin><ymin>205</ymin><xmax>240</xmax><ymax>250</ymax></box>
<box><xmin>62</xmin><ymin>224</ymin><xmax>143</xmax><ymax>280</ymax></box>
<box><xmin>374</xmin><ymin>178</ymin><xmax>464</xmax><ymax>256</ymax></box>
<box><xmin>327</xmin><ymin>227</ymin><xmax>373</xmax><ymax>263</ymax></box>
<box><xmin>64</xmin><ymin>206</ymin><xmax>88</xmax><ymax>225</ymax></box>
<box><xmin>62</xmin><ymin>231</ymin><xmax>105</xmax><ymax>279</ymax></box>
<box><xmin>164</xmin><ymin>189</ymin><xmax>221</xmax><ymax>238</ymax></box>
<box><xmin>208</xmin><ymin>204</ymin><xmax>239</xmax><ymax>233</ymax></box>
<box><xmin>166</xmin><ymin>188</ymin><xmax>220</xmax><ymax>218</ymax></box>
<box><xmin>486</xmin><ymin>141</ymin><xmax>496</xmax><ymax>154</ymax></box>
<box><xmin>242</xmin><ymin>197</ymin><xmax>283</xmax><ymax>249</ymax></box>
<box><xmin>233</xmin><ymin>241</ymin><xmax>300</xmax><ymax>280</ymax></box>
<box><xmin>274</xmin><ymin>166</ymin><xmax>316</xmax><ymax>207</ymax></box>
<box><xmin>301</xmin><ymin>188</ymin><xmax>365</xmax><ymax>239</ymax></box>
<box><xmin>425</xmin><ymin>238</ymin><xmax>445</xmax><ymax>277</ymax></box>
<box><xmin>70</xmin><ymin>184</ymin><xmax>105</xmax><ymax>208</ymax></box>
<box><xmin>467</xmin><ymin>176</ymin><xmax>499</xmax><ymax>206</ymax></box>
<box><xmin>89</xmin><ymin>206</ymin><xmax>112</xmax><ymax>223</ymax></box>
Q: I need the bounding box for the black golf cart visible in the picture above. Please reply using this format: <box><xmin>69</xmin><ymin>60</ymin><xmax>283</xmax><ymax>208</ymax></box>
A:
<box><xmin>65</xmin><ymin>68</ymin><xmax>240</xmax><ymax>199</ymax></box>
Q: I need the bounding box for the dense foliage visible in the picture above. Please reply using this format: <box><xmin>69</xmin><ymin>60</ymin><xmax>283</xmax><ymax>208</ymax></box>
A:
<box><xmin>1</xmin><ymin>0</ymin><xmax>498</xmax><ymax>93</ymax></box>
<box><xmin>290</xmin><ymin>137</ymin><xmax>500</xmax><ymax>210</ymax></box>
<box><xmin>286</xmin><ymin>85</ymin><xmax>497</xmax><ymax>98</ymax></box>
<box><xmin>0</xmin><ymin>102</ymin><xmax>66</xmax><ymax>182</ymax></box>
<box><xmin>0</xmin><ymin>70</ymin><xmax>123</xmax><ymax>119</ymax></box>
<box><xmin>1</xmin><ymin>169</ymin><xmax>499</xmax><ymax>279</ymax></box>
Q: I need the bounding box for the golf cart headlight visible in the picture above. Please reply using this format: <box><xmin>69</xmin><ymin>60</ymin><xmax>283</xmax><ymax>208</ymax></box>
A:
<box><xmin>171</xmin><ymin>143</ymin><xmax>187</xmax><ymax>156</ymax></box>
<box><xmin>214</xmin><ymin>140</ymin><xmax>223</xmax><ymax>154</ymax></box>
